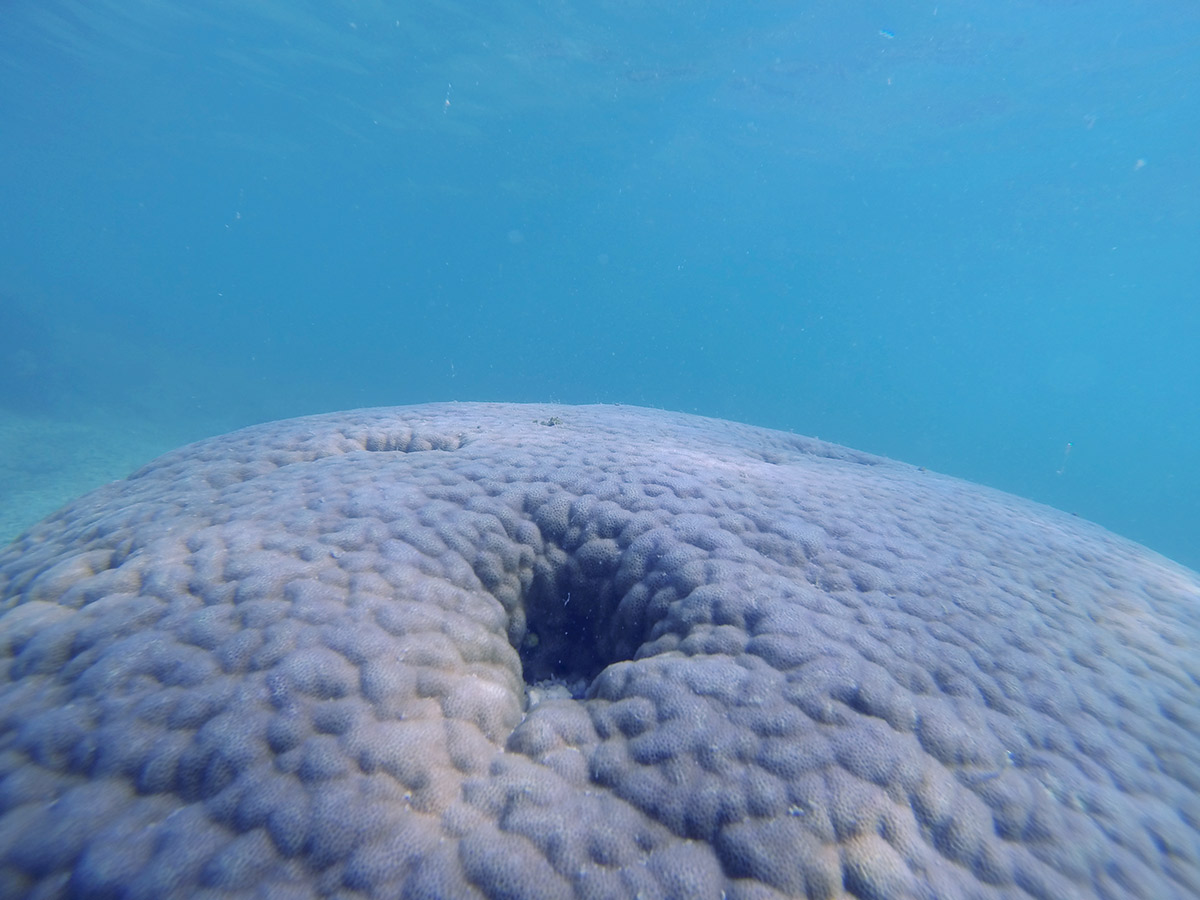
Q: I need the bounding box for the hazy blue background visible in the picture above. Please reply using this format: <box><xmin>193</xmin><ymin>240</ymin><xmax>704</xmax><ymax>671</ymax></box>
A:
<box><xmin>1</xmin><ymin>0</ymin><xmax>1197</xmax><ymax>570</ymax></box>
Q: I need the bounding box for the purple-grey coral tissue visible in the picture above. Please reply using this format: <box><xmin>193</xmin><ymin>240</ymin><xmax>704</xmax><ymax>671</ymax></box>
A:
<box><xmin>0</xmin><ymin>402</ymin><xmax>1198</xmax><ymax>899</ymax></box>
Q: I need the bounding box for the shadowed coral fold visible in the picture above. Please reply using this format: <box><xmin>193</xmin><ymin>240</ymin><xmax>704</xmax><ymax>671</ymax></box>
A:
<box><xmin>0</xmin><ymin>402</ymin><xmax>1198</xmax><ymax>899</ymax></box>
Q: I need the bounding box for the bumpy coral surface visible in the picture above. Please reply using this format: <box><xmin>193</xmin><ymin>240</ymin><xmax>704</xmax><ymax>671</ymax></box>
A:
<box><xmin>0</xmin><ymin>402</ymin><xmax>1198</xmax><ymax>900</ymax></box>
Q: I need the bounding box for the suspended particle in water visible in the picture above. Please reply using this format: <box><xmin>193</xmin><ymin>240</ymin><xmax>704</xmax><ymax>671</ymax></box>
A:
<box><xmin>1056</xmin><ymin>442</ymin><xmax>1073</xmax><ymax>476</ymax></box>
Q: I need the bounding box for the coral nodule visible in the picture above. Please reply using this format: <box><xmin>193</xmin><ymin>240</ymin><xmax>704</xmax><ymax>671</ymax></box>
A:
<box><xmin>0</xmin><ymin>402</ymin><xmax>1198</xmax><ymax>900</ymax></box>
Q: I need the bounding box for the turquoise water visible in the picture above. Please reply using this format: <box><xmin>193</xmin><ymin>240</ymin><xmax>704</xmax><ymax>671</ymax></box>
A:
<box><xmin>1</xmin><ymin>0</ymin><xmax>1197</xmax><ymax>570</ymax></box>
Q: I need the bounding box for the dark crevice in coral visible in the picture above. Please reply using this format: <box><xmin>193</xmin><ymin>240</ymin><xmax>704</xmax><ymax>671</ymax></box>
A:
<box><xmin>518</xmin><ymin>552</ymin><xmax>626</xmax><ymax>693</ymax></box>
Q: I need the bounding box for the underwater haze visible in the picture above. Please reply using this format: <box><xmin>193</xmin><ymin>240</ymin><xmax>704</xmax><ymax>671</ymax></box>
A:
<box><xmin>0</xmin><ymin>0</ymin><xmax>1197</xmax><ymax>571</ymax></box>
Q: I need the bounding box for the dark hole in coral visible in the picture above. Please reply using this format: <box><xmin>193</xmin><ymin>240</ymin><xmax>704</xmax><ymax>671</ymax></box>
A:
<box><xmin>518</xmin><ymin>559</ymin><xmax>627</xmax><ymax>697</ymax></box>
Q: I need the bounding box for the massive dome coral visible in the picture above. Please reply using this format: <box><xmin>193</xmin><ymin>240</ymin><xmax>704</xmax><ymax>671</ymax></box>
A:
<box><xmin>0</xmin><ymin>402</ymin><xmax>1197</xmax><ymax>900</ymax></box>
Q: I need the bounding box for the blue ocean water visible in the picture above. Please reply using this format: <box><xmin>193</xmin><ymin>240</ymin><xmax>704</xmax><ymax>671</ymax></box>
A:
<box><xmin>0</xmin><ymin>0</ymin><xmax>1197</xmax><ymax>570</ymax></box>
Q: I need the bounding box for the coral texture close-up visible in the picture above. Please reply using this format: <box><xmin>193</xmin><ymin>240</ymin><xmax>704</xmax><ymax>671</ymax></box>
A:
<box><xmin>0</xmin><ymin>402</ymin><xmax>1197</xmax><ymax>900</ymax></box>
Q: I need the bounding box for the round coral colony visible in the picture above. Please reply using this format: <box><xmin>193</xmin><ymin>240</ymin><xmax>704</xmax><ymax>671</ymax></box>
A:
<box><xmin>0</xmin><ymin>402</ymin><xmax>1197</xmax><ymax>900</ymax></box>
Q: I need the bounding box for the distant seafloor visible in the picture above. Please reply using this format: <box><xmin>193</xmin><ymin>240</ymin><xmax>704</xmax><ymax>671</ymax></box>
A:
<box><xmin>0</xmin><ymin>408</ymin><xmax>185</xmax><ymax>546</ymax></box>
